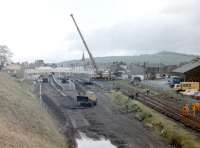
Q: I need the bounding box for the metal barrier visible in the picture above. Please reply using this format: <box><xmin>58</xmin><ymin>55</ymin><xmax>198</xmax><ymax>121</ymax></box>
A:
<box><xmin>50</xmin><ymin>75</ymin><xmax>64</xmax><ymax>90</ymax></box>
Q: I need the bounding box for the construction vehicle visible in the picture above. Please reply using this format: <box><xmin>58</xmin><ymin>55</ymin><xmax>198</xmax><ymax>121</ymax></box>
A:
<box><xmin>168</xmin><ymin>76</ymin><xmax>183</xmax><ymax>87</ymax></box>
<box><xmin>77</xmin><ymin>91</ymin><xmax>97</xmax><ymax>107</ymax></box>
<box><xmin>61</xmin><ymin>77</ymin><xmax>69</xmax><ymax>84</ymax></box>
<box><xmin>70</xmin><ymin>14</ymin><xmax>114</xmax><ymax>80</ymax></box>
<box><xmin>75</xmin><ymin>80</ymin><xmax>97</xmax><ymax>107</ymax></box>
<box><xmin>181</xmin><ymin>104</ymin><xmax>190</xmax><ymax>124</ymax></box>
<box><xmin>174</xmin><ymin>82</ymin><xmax>200</xmax><ymax>92</ymax></box>
<box><xmin>39</xmin><ymin>74</ymin><xmax>49</xmax><ymax>83</ymax></box>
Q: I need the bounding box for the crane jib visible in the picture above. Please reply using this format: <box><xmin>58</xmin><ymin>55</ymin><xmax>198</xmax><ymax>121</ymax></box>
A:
<box><xmin>70</xmin><ymin>14</ymin><xmax>98</xmax><ymax>73</ymax></box>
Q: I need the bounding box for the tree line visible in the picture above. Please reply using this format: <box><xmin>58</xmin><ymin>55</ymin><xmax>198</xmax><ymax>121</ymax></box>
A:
<box><xmin>0</xmin><ymin>45</ymin><xmax>12</xmax><ymax>69</ymax></box>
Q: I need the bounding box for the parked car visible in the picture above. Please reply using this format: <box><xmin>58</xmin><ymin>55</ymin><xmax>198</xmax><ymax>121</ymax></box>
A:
<box><xmin>181</xmin><ymin>89</ymin><xmax>199</xmax><ymax>96</ymax></box>
<box><xmin>168</xmin><ymin>76</ymin><xmax>183</xmax><ymax>88</ymax></box>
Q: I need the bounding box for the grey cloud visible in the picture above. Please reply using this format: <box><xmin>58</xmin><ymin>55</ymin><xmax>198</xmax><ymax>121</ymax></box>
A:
<box><xmin>68</xmin><ymin>0</ymin><xmax>200</xmax><ymax>56</ymax></box>
<box><xmin>161</xmin><ymin>0</ymin><xmax>200</xmax><ymax>23</ymax></box>
<box><xmin>69</xmin><ymin>20</ymin><xmax>200</xmax><ymax>56</ymax></box>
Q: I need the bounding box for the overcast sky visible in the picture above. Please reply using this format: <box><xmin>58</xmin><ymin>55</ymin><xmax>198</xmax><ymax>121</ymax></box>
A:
<box><xmin>0</xmin><ymin>0</ymin><xmax>199</xmax><ymax>62</ymax></box>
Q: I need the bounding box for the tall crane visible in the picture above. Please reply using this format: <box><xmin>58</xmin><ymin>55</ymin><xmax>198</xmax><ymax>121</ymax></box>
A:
<box><xmin>70</xmin><ymin>14</ymin><xmax>98</xmax><ymax>74</ymax></box>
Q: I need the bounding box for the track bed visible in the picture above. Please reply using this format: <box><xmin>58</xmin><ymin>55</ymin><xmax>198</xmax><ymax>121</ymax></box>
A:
<box><xmin>39</xmin><ymin>79</ymin><xmax>168</xmax><ymax>148</ymax></box>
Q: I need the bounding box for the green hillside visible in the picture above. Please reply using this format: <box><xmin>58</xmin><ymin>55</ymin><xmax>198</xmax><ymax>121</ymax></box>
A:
<box><xmin>61</xmin><ymin>51</ymin><xmax>197</xmax><ymax>66</ymax></box>
<box><xmin>0</xmin><ymin>73</ymin><xmax>67</xmax><ymax>148</ymax></box>
<box><xmin>95</xmin><ymin>51</ymin><xmax>196</xmax><ymax>64</ymax></box>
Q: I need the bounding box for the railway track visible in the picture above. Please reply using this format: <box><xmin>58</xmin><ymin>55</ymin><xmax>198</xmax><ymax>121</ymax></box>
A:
<box><xmin>41</xmin><ymin>78</ymin><xmax>170</xmax><ymax>147</ymax></box>
<box><xmin>118</xmin><ymin>85</ymin><xmax>200</xmax><ymax>131</ymax></box>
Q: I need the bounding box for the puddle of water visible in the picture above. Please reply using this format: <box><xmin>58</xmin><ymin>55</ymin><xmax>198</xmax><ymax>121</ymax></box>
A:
<box><xmin>76</xmin><ymin>132</ymin><xmax>116</xmax><ymax>148</ymax></box>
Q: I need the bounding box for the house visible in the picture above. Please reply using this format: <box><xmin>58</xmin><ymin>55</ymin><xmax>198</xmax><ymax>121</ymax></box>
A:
<box><xmin>5</xmin><ymin>63</ymin><xmax>21</xmax><ymax>74</ymax></box>
<box><xmin>109</xmin><ymin>61</ymin><xmax>128</xmax><ymax>79</ymax></box>
<box><xmin>173</xmin><ymin>58</ymin><xmax>200</xmax><ymax>82</ymax></box>
<box><xmin>35</xmin><ymin>60</ymin><xmax>45</xmax><ymax>67</ymax></box>
<box><xmin>128</xmin><ymin>63</ymin><xmax>145</xmax><ymax>75</ymax></box>
<box><xmin>143</xmin><ymin>63</ymin><xmax>161</xmax><ymax>80</ymax></box>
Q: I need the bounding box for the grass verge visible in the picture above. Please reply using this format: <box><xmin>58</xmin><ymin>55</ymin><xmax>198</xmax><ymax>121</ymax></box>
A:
<box><xmin>108</xmin><ymin>90</ymin><xmax>200</xmax><ymax>148</ymax></box>
<box><xmin>0</xmin><ymin>73</ymin><xmax>68</xmax><ymax>148</ymax></box>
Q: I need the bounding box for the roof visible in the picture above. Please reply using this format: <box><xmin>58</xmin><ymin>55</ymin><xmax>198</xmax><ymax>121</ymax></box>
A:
<box><xmin>25</xmin><ymin>67</ymin><xmax>71</xmax><ymax>74</ymax></box>
<box><xmin>5</xmin><ymin>64</ymin><xmax>21</xmax><ymax>70</ymax></box>
<box><xmin>173</xmin><ymin>61</ymin><xmax>200</xmax><ymax>73</ymax></box>
<box><xmin>128</xmin><ymin>64</ymin><xmax>144</xmax><ymax>75</ymax></box>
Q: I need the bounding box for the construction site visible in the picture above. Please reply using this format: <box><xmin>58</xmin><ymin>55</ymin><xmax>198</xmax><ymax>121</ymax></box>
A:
<box><xmin>1</xmin><ymin>1</ymin><xmax>200</xmax><ymax>148</ymax></box>
<box><xmin>5</xmin><ymin>14</ymin><xmax>198</xmax><ymax>148</ymax></box>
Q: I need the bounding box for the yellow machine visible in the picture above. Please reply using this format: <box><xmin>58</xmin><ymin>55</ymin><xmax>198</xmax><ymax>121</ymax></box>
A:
<box><xmin>181</xmin><ymin>103</ymin><xmax>200</xmax><ymax>118</ymax></box>
<box><xmin>175</xmin><ymin>82</ymin><xmax>200</xmax><ymax>91</ymax></box>
<box><xmin>192</xmin><ymin>103</ymin><xmax>200</xmax><ymax>117</ymax></box>
<box><xmin>181</xmin><ymin>104</ymin><xmax>190</xmax><ymax>117</ymax></box>
<box><xmin>77</xmin><ymin>91</ymin><xmax>97</xmax><ymax>107</ymax></box>
<box><xmin>86</xmin><ymin>91</ymin><xmax>97</xmax><ymax>103</ymax></box>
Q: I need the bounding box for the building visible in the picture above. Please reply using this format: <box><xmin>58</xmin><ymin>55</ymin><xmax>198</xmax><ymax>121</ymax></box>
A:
<box><xmin>109</xmin><ymin>61</ymin><xmax>128</xmax><ymax>79</ymax></box>
<box><xmin>173</xmin><ymin>58</ymin><xmax>200</xmax><ymax>82</ymax></box>
<box><xmin>5</xmin><ymin>63</ymin><xmax>22</xmax><ymax>74</ymax></box>
<box><xmin>143</xmin><ymin>63</ymin><xmax>162</xmax><ymax>80</ymax></box>
<box><xmin>128</xmin><ymin>63</ymin><xmax>144</xmax><ymax>75</ymax></box>
<box><xmin>35</xmin><ymin>60</ymin><xmax>45</xmax><ymax>67</ymax></box>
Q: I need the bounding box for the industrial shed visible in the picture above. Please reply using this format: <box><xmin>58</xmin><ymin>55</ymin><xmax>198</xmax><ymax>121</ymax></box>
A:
<box><xmin>173</xmin><ymin>60</ymin><xmax>200</xmax><ymax>82</ymax></box>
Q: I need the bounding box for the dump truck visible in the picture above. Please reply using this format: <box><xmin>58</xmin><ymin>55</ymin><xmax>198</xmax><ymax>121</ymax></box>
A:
<box><xmin>77</xmin><ymin>91</ymin><xmax>97</xmax><ymax>107</ymax></box>
<box><xmin>175</xmin><ymin>82</ymin><xmax>200</xmax><ymax>91</ymax></box>
<box><xmin>39</xmin><ymin>74</ymin><xmax>49</xmax><ymax>83</ymax></box>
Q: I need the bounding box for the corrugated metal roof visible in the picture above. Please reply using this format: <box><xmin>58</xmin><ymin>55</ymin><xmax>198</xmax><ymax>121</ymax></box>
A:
<box><xmin>173</xmin><ymin>61</ymin><xmax>200</xmax><ymax>73</ymax></box>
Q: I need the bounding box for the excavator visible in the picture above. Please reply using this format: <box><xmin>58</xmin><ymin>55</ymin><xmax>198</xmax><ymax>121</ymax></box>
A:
<box><xmin>181</xmin><ymin>103</ymin><xmax>200</xmax><ymax>118</ymax></box>
<box><xmin>74</xmin><ymin>80</ymin><xmax>97</xmax><ymax>107</ymax></box>
<box><xmin>70</xmin><ymin>14</ymin><xmax>115</xmax><ymax>80</ymax></box>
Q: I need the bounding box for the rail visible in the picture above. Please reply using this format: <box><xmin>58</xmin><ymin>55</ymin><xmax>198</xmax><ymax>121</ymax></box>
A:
<box><xmin>118</xmin><ymin>85</ymin><xmax>200</xmax><ymax>131</ymax></box>
<box><xmin>50</xmin><ymin>75</ymin><xmax>64</xmax><ymax>90</ymax></box>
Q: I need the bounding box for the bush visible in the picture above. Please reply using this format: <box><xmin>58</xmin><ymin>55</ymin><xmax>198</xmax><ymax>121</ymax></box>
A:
<box><xmin>108</xmin><ymin>91</ymin><xmax>200</xmax><ymax>148</ymax></box>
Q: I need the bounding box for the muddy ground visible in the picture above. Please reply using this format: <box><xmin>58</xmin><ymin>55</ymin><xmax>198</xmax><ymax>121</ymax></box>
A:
<box><xmin>38</xmin><ymin>77</ymin><xmax>169</xmax><ymax>148</ymax></box>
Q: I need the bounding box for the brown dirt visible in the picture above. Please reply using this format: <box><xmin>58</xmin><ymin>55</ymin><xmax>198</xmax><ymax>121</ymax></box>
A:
<box><xmin>40</xmin><ymin>78</ymin><xmax>169</xmax><ymax>148</ymax></box>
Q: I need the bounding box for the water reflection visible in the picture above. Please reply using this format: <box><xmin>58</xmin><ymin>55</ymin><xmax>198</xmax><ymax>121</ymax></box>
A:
<box><xmin>77</xmin><ymin>132</ymin><xmax>116</xmax><ymax>148</ymax></box>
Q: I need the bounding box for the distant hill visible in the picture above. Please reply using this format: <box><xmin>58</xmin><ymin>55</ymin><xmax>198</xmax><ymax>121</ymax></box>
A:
<box><xmin>60</xmin><ymin>51</ymin><xmax>197</xmax><ymax>66</ymax></box>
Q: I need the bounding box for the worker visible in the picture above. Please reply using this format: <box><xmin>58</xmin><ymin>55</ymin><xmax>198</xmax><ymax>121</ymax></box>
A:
<box><xmin>129</xmin><ymin>95</ymin><xmax>134</xmax><ymax>100</ymax></box>
<box><xmin>135</xmin><ymin>92</ymin><xmax>139</xmax><ymax>99</ymax></box>
<box><xmin>192</xmin><ymin>103</ymin><xmax>200</xmax><ymax>117</ymax></box>
<box><xmin>182</xmin><ymin>104</ymin><xmax>189</xmax><ymax>117</ymax></box>
<box><xmin>146</xmin><ymin>89</ymin><xmax>150</xmax><ymax>95</ymax></box>
<box><xmin>126</xmin><ymin>103</ymin><xmax>129</xmax><ymax>113</ymax></box>
<box><xmin>112</xmin><ymin>82</ymin><xmax>115</xmax><ymax>89</ymax></box>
